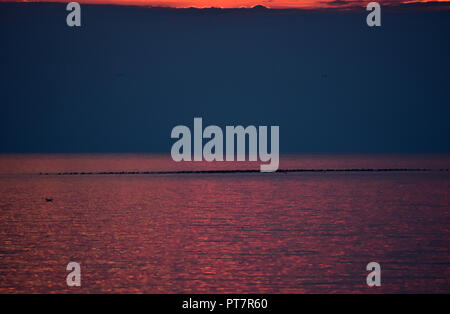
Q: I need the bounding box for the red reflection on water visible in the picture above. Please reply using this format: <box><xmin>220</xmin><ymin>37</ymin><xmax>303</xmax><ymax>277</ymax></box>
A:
<box><xmin>0</xmin><ymin>155</ymin><xmax>449</xmax><ymax>293</ymax></box>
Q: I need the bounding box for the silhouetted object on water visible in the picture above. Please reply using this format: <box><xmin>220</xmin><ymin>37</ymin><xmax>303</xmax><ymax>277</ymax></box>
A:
<box><xmin>37</xmin><ymin>168</ymin><xmax>449</xmax><ymax>176</ymax></box>
<box><xmin>45</xmin><ymin>198</ymin><xmax>53</xmax><ymax>202</ymax></box>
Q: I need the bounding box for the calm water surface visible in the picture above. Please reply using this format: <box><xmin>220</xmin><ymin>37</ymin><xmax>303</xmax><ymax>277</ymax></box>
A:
<box><xmin>0</xmin><ymin>154</ymin><xmax>449</xmax><ymax>293</ymax></box>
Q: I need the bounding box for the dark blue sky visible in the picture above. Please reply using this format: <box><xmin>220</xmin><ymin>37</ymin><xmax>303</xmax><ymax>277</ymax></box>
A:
<box><xmin>0</xmin><ymin>3</ymin><xmax>449</xmax><ymax>153</ymax></box>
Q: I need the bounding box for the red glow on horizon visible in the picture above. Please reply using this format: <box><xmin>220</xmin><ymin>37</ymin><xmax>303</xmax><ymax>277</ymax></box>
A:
<box><xmin>12</xmin><ymin>0</ymin><xmax>450</xmax><ymax>9</ymax></box>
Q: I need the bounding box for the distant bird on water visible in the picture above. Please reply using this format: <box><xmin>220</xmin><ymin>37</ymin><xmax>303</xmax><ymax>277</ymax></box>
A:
<box><xmin>45</xmin><ymin>198</ymin><xmax>53</xmax><ymax>202</ymax></box>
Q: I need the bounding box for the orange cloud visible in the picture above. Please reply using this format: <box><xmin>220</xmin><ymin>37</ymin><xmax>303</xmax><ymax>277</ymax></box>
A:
<box><xmin>11</xmin><ymin>0</ymin><xmax>450</xmax><ymax>9</ymax></box>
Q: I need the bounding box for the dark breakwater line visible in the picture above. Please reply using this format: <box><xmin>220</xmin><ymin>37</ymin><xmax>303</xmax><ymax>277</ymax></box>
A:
<box><xmin>38</xmin><ymin>168</ymin><xmax>450</xmax><ymax>176</ymax></box>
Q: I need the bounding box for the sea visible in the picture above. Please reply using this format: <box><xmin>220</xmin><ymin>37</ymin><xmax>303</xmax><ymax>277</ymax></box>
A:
<box><xmin>0</xmin><ymin>154</ymin><xmax>449</xmax><ymax>293</ymax></box>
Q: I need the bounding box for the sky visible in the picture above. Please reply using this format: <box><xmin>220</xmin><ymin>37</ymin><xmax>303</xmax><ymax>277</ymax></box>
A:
<box><xmin>10</xmin><ymin>0</ymin><xmax>450</xmax><ymax>9</ymax></box>
<box><xmin>0</xmin><ymin>2</ymin><xmax>449</xmax><ymax>153</ymax></box>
